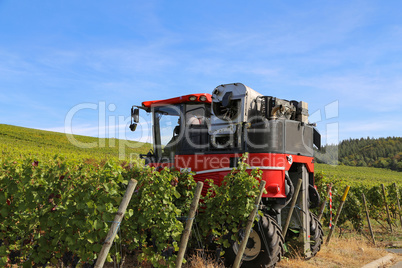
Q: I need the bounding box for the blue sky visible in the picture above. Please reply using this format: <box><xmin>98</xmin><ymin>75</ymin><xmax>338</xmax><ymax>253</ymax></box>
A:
<box><xmin>0</xmin><ymin>0</ymin><xmax>401</xmax><ymax>144</ymax></box>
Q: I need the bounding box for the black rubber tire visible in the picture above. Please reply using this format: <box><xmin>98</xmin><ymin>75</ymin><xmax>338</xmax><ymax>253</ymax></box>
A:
<box><xmin>284</xmin><ymin>173</ymin><xmax>294</xmax><ymax>207</ymax></box>
<box><xmin>224</xmin><ymin>215</ymin><xmax>284</xmax><ymax>268</ymax></box>
<box><xmin>308</xmin><ymin>212</ymin><xmax>324</xmax><ymax>259</ymax></box>
<box><xmin>308</xmin><ymin>184</ymin><xmax>321</xmax><ymax>209</ymax></box>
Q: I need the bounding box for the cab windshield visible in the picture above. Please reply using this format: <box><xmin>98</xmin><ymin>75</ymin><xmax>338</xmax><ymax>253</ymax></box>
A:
<box><xmin>153</xmin><ymin>104</ymin><xmax>182</xmax><ymax>161</ymax></box>
<box><xmin>152</xmin><ymin>103</ymin><xmax>209</xmax><ymax>162</ymax></box>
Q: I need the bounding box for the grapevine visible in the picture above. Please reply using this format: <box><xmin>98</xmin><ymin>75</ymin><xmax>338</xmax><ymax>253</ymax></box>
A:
<box><xmin>314</xmin><ymin>171</ymin><xmax>401</xmax><ymax>233</ymax></box>
<box><xmin>0</xmin><ymin>144</ymin><xmax>262</xmax><ymax>267</ymax></box>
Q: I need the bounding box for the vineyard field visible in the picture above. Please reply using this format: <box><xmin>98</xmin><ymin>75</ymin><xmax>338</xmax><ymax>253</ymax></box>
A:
<box><xmin>0</xmin><ymin>125</ymin><xmax>261</xmax><ymax>267</ymax></box>
<box><xmin>2</xmin><ymin>123</ymin><xmax>400</xmax><ymax>187</ymax></box>
<box><xmin>0</xmin><ymin>124</ymin><xmax>151</xmax><ymax>161</ymax></box>
<box><xmin>315</xmin><ymin>163</ymin><xmax>401</xmax><ymax>186</ymax></box>
<box><xmin>1</xmin><ymin>124</ymin><xmax>401</xmax><ymax>266</ymax></box>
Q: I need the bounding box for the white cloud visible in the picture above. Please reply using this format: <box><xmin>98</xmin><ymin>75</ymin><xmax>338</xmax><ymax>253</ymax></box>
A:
<box><xmin>340</xmin><ymin>119</ymin><xmax>402</xmax><ymax>140</ymax></box>
<box><xmin>2</xmin><ymin>0</ymin><xmax>401</xmax><ymax>144</ymax></box>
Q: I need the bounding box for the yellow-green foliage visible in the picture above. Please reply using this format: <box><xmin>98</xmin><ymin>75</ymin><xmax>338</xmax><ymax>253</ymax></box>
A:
<box><xmin>314</xmin><ymin>164</ymin><xmax>401</xmax><ymax>232</ymax></box>
<box><xmin>0</xmin><ymin>124</ymin><xmax>151</xmax><ymax>161</ymax></box>
<box><xmin>315</xmin><ymin>163</ymin><xmax>401</xmax><ymax>187</ymax></box>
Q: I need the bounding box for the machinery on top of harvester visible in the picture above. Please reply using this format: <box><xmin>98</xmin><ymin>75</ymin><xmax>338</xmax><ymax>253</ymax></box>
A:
<box><xmin>129</xmin><ymin>83</ymin><xmax>323</xmax><ymax>267</ymax></box>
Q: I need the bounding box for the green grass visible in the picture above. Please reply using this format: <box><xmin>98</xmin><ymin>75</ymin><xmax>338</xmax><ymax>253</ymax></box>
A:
<box><xmin>315</xmin><ymin>163</ymin><xmax>401</xmax><ymax>186</ymax></box>
<box><xmin>0</xmin><ymin>124</ymin><xmax>152</xmax><ymax>161</ymax></box>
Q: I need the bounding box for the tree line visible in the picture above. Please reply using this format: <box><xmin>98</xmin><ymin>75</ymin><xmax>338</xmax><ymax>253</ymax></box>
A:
<box><xmin>315</xmin><ymin>136</ymin><xmax>402</xmax><ymax>172</ymax></box>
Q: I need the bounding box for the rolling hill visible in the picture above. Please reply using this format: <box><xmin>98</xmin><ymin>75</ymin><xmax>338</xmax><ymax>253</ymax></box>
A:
<box><xmin>1</xmin><ymin>124</ymin><xmax>400</xmax><ymax>185</ymax></box>
<box><xmin>0</xmin><ymin>124</ymin><xmax>152</xmax><ymax>161</ymax></box>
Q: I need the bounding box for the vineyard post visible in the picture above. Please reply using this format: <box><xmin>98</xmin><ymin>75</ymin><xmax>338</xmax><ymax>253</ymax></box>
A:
<box><xmin>392</xmin><ymin>183</ymin><xmax>402</xmax><ymax>227</ymax></box>
<box><xmin>95</xmin><ymin>179</ymin><xmax>138</xmax><ymax>268</ymax></box>
<box><xmin>318</xmin><ymin>183</ymin><xmax>333</xmax><ymax>221</ymax></box>
<box><xmin>233</xmin><ymin>180</ymin><xmax>266</xmax><ymax>268</ymax></box>
<box><xmin>381</xmin><ymin>184</ymin><xmax>393</xmax><ymax>233</ymax></box>
<box><xmin>362</xmin><ymin>193</ymin><xmax>375</xmax><ymax>245</ymax></box>
<box><xmin>282</xmin><ymin>178</ymin><xmax>303</xmax><ymax>237</ymax></box>
<box><xmin>176</xmin><ymin>181</ymin><xmax>203</xmax><ymax>268</ymax></box>
<box><xmin>325</xmin><ymin>185</ymin><xmax>350</xmax><ymax>245</ymax></box>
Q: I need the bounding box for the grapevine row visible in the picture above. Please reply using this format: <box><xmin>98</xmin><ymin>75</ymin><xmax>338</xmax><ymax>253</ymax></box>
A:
<box><xmin>0</xmin><ymin>152</ymin><xmax>261</xmax><ymax>267</ymax></box>
<box><xmin>314</xmin><ymin>171</ymin><xmax>401</xmax><ymax>232</ymax></box>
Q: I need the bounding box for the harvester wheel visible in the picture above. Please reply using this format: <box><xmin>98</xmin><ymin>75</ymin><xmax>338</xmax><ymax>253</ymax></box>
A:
<box><xmin>307</xmin><ymin>212</ymin><xmax>324</xmax><ymax>259</ymax></box>
<box><xmin>224</xmin><ymin>214</ymin><xmax>284</xmax><ymax>267</ymax></box>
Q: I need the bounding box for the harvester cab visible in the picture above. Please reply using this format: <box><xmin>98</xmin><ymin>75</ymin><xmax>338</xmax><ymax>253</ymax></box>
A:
<box><xmin>130</xmin><ymin>93</ymin><xmax>212</xmax><ymax>164</ymax></box>
<box><xmin>130</xmin><ymin>83</ymin><xmax>322</xmax><ymax>267</ymax></box>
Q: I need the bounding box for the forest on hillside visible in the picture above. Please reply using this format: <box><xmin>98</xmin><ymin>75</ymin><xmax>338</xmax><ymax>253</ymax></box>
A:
<box><xmin>315</xmin><ymin>136</ymin><xmax>402</xmax><ymax>171</ymax></box>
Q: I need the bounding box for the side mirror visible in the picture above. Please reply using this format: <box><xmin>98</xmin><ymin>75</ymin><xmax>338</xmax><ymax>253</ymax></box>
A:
<box><xmin>131</xmin><ymin>108</ymin><xmax>140</xmax><ymax>123</ymax></box>
<box><xmin>129</xmin><ymin>123</ymin><xmax>137</xmax><ymax>131</ymax></box>
<box><xmin>129</xmin><ymin>107</ymin><xmax>140</xmax><ymax>131</ymax></box>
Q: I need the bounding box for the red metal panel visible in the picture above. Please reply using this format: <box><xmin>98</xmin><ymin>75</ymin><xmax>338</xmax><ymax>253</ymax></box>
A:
<box><xmin>142</xmin><ymin>93</ymin><xmax>212</xmax><ymax>108</ymax></box>
<box><xmin>260</xmin><ymin>170</ymin><xmax>286</xmax><ymax>198</ymax></box>
<box><xmin>292</xmin><ymin>155</ymin><xmax>315</xmax><ymax>172</ymax></box>
<box><xmin>175</xmin><ymin>153</ymin><xmax>289</xmax><ymax>172</ymax></box>
<box><xmin>191</xmin><ymin>169</ymin><xmax>285</xmax><ymax>198</ymax></box>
